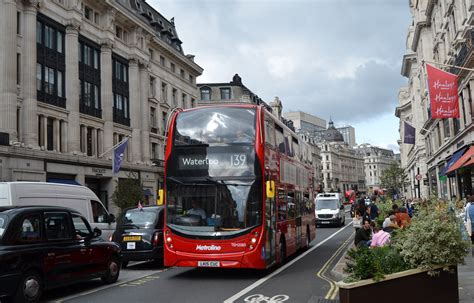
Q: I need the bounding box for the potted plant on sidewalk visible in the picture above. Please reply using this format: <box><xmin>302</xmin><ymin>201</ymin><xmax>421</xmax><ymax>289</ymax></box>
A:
<box><xmin>338</xmin><ymin>199</ymin><xmax>471</xmax><ymax>303</ymax></box>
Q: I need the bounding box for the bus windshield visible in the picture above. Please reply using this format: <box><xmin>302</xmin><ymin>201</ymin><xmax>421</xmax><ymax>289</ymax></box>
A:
<box><xmin>166</xmin><ymin>179</ymin><xmax>262</xmax><ymax>235</ymax></box>
<box><xmin>174</xmin><ymin>107</ymin><xmax>256</xmax><ymax>145</ymax></box>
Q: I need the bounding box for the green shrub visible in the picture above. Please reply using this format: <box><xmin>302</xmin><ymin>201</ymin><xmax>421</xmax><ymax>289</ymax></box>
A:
<box><xmin>343</xmin><ymin>245</ymin><xmax>410</xmax><ymax>282</ymax></box>
<box><xmin>391</xmin><ymin>200</ymin><xmax>471</xmax><ymax>275</ymax></box>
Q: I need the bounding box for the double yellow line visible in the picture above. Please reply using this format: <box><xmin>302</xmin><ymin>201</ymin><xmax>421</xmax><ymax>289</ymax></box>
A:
<box><xmin>316</xmin><ymin>235</ymin><xmax>353</xmax><ymax>300</ymax></box>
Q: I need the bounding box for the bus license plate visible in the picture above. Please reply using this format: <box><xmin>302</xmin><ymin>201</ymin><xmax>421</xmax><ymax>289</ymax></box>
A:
<box><xmin>321</xmin><ymin>221</ymin><xmax>330</xmax><ymax>224</ymax></box>
<box><xmin>198</xmin><ymin>261</ymin><xmax>220</xmax><ymax>267</ymax></box>
<box><xmin>127</xmin><ymin>242</ymin><xmax>136</xmax><ymax>250</ymax></box>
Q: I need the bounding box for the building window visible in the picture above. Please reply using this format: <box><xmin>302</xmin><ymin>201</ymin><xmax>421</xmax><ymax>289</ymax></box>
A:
<box><xmin>149</xmin><ymin>76</ymin><xmax>156</xmax><ymax>97</ymax></box>
<box><xmin>149</xmin><ymin>49</ymin><xmax>154</xmax><ymax>60</ymax></box>
<box><xmin>162</xmin><ymin>112</ymin><xmax>167</xmax><ymax>135</ymax></box>
<box><xmin>79</xmin><ymin>37</ymin><xmax>101</xmax><ymax>118</ymax></box>
<box><xmin>200</xmin><ymin>87</ymin><xmax>211</xmax><ymax>101</ymax></box>
<box><xmin>189</xmin><ymin>74</ymin><xmax>193</xmax><ymax>84</ymax></box>
<box><xmin>36</xmin><ymin>14</ymin><xmax>66</xmax><ymax>108</ymax></box>
<box><xmin>84</xmin><ymin>5</ymin><xmax>93</xmax><ymax>21</ymax></box>
<box><xmin>17</xmin><ymin>54</ymin><xmax>21</xmax><ymax>85</ymax></box>
<box><xmin>151</xmin><ymin>143</ymin><xmax>158</xmax><ymax>160</ymax></box>
<box><xmin>17</xmin><ymin>12</ymin><xmax>21</xmax><ymax>35</ymax></box>
<box><xmin>443</xmin><ymin>119</ymin><xmax>450</xmax><ymax>138</ymax></box>
<box><xmin>161</xmin><ymin>82</ymin><xmax>167</xmax><ymax>102</ymax></box>
<box><xmin>47</xmin><ymin>117</ymin><xmax>54</xmax><ymax>151</ymax></box>
<box><xmin>170</xmin><ymin>63</ymin><xmax>175</xmax><ymax>73</ymax></box>
<box><xmin>172</xmin><ymin>88</ymin><xmax>177</xmax><ymax>106</ymax></box>
<box><xmin>453</xmin><ymin>118</ymin><xmax>460</xmax><ymax>135</ymax></box>
<box><xmin>115</xmin><ymin>25</ymin><xmax>128</xmax><ymax>42</ymax></box>
<box><xmin>160</xmin><ymin>56</ymin><xmax>165</xmax><ymax>66</ymax></box>
<box><xmin>112</xmin><ymin>54</ymin><xmax>130</xmax><ymax>126</ymax></box>
<box><xmin>182</xmin><ymin>93</ymin><xmax>187</xmax><ymax>108</ymax></box>
<box><xmin>150</xmin><ymin>107</ymin><xmax>156</xmax><ymax>127</ymax></box>
<box><xmin>220</xmin><ymin>87</ymin><xmax>231</xmax><ymax>99</ymax></box>
<box><xmin>180</xmin><ymin>69</ymin><xmax>185</xmax><ymax>78</ymax></box>
<box><xmin>191</xmin><ymin>98</ymin><xmax>196</xmax><ymax>108</ymax></box>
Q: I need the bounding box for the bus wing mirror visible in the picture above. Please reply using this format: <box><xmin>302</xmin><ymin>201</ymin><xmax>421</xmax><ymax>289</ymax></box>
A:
<box><xmin>157</xmin><ymin>189</ymin><xmax>164</xmax><ymax>205</ymax></box>
<box><xmin>266</xmin><ymin>181</ymin><xmax>275</xmax><ymax>199</ymax></box>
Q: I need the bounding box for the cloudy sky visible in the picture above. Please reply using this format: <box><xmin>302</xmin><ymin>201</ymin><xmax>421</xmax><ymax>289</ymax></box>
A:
<box><xmin>150</xmin><ymin>0</ymin><xmax>412</xmax><ymax>153</ymax></box>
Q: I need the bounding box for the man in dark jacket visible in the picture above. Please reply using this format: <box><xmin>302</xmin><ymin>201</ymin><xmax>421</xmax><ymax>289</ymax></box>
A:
<box><xmin>354</xmin><ymin>219</ymin><xmax>371</xmax><ymax>247</ymax></box>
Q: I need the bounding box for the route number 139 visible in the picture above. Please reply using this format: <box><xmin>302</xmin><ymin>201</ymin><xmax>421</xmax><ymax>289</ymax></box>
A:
<box><xmin>230</xmin><ymin>154</ymin><xmax>246</xmax><ymax>167</ymax></box>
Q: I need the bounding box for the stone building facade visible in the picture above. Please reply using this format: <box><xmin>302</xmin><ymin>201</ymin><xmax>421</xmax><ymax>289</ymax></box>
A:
<box><xmin>198</xmin><ymin>74</ymin><xmax>271</xmax><ymax>110</ymax></box>
<box><xmin>0</xmin><ymin>0</ymin><xmax>202</xmax><ymax>214</ymax></box>
<box><xmin>317</xmin><ymin>121</ymin><xmax>366</xmax><ymax>193</ymax></box>
<box><xmin>354</xmin><ymin>144</ymin><xmax>398</xmax><ymax>194</ymax></box>
<box><xmin>396</xmin><ymin>0</ymin><xmax>473</xmax><ymax>199</ymax></box>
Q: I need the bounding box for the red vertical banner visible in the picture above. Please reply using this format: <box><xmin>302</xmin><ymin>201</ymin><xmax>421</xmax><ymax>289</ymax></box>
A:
<box><xmin>426</xmin><ymin>63</ymin><xmax>460</xmax><ymax>119</ymax></box>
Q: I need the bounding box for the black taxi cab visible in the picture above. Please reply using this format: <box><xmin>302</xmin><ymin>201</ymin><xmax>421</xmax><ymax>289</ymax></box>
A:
<box><xmin>0</xmin><ymin>206</ymin><xmax>121</xmax><ymax>302</ymax></box>
<box><xmin>111</xmin><ymin>206</ymin><xmax>164</xmax><ymax>267</ymax></box>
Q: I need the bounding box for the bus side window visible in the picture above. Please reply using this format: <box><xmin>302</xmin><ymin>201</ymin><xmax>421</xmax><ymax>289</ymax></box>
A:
<box><xmin>287</xmin><ymin>191</ymin><xmax>295</xmax><ymax>219</ymax></box>
<box><xmin>265</xmin><ymin>118</ymin><xmax>275</xmax><ymax>147</ymax></box>
<box><xmin>275</xmin><ymin>124</ymin><xmax>285</xmax><ymax>154</ymax></box>
<box><xmin>277</xmin><ymin>190</ymin><xmax>287</xmax><ymax>221</ymax></box>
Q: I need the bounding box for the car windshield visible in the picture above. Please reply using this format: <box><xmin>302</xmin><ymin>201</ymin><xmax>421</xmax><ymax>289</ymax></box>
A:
<box><xmin>0</xmin><ymin>214</ymin><xmax>7</xmax><ymax>237</ymax></box>
<box><xmin>316</xmin><ymin>199</ymin><xmax>338</xmax><ymax>210</ymax></box>
<box><xmin>174</xmin><ymin>107</ymin><xmax>256</xmax><ymax>145</ymax></box>
<box><xmin>166</xmin><ymin>178</ymin><xmax>262</xmax><ymax>235</ymax></box>
<box><xmin>121</xmin><ymin>209</ymin><xmax>158</xmax><ymax>226</ymax></box>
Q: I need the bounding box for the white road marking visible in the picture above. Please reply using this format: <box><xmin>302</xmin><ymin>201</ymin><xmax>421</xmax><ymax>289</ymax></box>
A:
<box><xmin>53</xmin><ymin>269</ymin><xmax>166</xmax><ymax>303</ymax></box>
<box><xmin>224</xmin><ymin>222</ymin><xmax>352</xmax><ymax>303</ymax></box>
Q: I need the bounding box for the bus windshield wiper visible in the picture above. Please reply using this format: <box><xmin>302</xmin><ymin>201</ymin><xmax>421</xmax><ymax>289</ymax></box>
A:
<box><xmin>167</xmin><ymin>177</ymin><xmax>185</xmax><ymax>185</ymax></box>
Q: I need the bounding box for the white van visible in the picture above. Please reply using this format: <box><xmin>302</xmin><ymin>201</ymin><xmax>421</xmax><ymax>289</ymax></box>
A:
<box><xmin>0</xmin><ymin>182</ymin><xmax>115</xmax><ymax>240</ymax></box>
<box><xmin>314</xmin><ymin>193</ymin><xmax>345</xmax><ymax>227</ymax></box>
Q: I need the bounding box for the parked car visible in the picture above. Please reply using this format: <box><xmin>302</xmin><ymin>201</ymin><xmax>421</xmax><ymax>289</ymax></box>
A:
<box><xmin>314</xmin><ymin>193</ymin><xmax>346</xmax><ymax>227</ymax></box>
<box><xmin>111</xmin><ymin>206</ymin><xmax>164</xmax><ymax>268</ymax></box>
<box><xmin>0</xmin><ymin>206</ymin><xmax>121</xmax><ymax>303</ymax></box>
<box><xmin>0</xmin><ymin>182</ymin><xmax>116</xmax><ymax>241</ymax></box>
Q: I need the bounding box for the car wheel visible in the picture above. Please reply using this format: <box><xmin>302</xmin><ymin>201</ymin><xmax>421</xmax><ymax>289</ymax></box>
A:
<box><xmin>14</xmin><ymin>270</ymin><xmax>42</xmax><ymax>303</ymax></box>
<box><xmin>102</xmin><ymin>256</ymin><xmax>120</xmax><ymax>284</ymax></box>
<box><xmin>122</xmin><ymin>261</ymin><xmax>129</xmax><ymax>269</ymax></box>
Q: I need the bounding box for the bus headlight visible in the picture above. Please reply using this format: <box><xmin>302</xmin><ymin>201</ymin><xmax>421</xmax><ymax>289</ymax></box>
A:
<box><xmin>251</xmin><ymin>238</ymin><xmax>257</xmax><ymax>244</ymax></box>
<box><xmin>166</xmin><ymin>237</ymin><xmax>172</xmax><ymax>243</ymax></box>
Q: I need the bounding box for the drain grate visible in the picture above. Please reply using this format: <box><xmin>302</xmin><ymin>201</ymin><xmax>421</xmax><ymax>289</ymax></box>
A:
<box><xmin>317</xmin><ymin>300</ymin><xmax>339</xmax><ymax>303</ymax></box>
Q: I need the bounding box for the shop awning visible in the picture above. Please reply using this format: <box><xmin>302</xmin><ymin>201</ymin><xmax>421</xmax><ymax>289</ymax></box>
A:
<box><xmin>447</xmin><ymin>146</ymin><xmax>474</xmax><ymax>173</ymax></box>
<box><xmin>47</xmin><ymin>178</ymin><xmax>81</xmax><ymax>186</ymax></box>
<box><xmin>439</xmin><ymin>147</ymin><xmax>467</xmax><ymax>177</ymax></box>
<box><xmin>463</xmin><ymin>157</ymin><xmax>474</xmax><ymax>168</ymax></box>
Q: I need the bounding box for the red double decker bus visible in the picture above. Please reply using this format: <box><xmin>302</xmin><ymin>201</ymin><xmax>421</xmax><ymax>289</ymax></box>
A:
<box><xmin>162</xmin><ymin>104</ymin><xmax>316</xmax><ymax>269</ymax></box>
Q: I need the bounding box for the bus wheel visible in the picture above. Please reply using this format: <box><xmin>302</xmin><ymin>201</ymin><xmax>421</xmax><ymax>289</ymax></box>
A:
<box><xmin>279</xmin><ymin>240</ymin><xmax>286</xmax><ymax>264</ymax></box>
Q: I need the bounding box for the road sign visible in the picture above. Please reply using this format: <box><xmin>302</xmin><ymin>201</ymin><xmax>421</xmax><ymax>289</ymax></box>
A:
<box><xmin>415</xmin><ymin>174</ymin><xmax>422</xmax><ymax>181</ymax></box>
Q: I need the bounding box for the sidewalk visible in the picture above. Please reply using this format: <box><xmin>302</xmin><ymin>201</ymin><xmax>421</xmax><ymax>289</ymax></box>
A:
<box><xmin>330</xmin><ymin>240</ymin><xmax>474</xmax><ymax>302</ymax></box>
<box><xmin>458</xmin><ymin>246</ymin><xmax>474</xmax><ymax>303</ymax></box>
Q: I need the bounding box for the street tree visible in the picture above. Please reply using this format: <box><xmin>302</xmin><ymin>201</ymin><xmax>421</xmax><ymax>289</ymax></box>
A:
<box><xmin>112</xmin><ymin>178</ymin><xmax>145</xmax><ymax>214</ymax></box>
<box><xmin>380</xmin><ymin>163</ymin><xmax>407</xmax><ymax>198</ymax></box>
